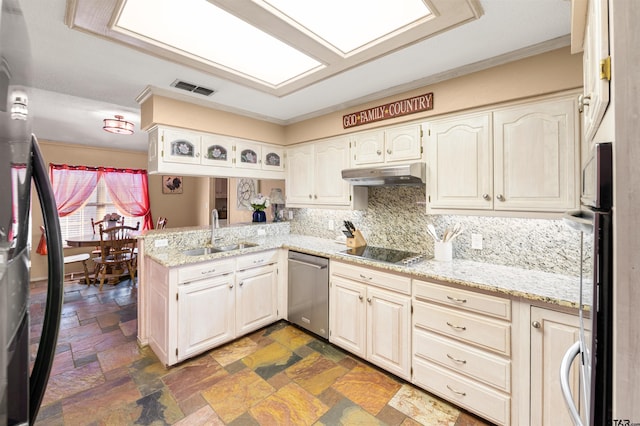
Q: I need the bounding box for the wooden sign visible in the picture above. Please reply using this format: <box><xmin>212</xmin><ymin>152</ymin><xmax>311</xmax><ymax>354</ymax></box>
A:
<box><xmin>343</xmin><ymin>92</ymin><xmax>434</xmax><ymax>129</ymax></box>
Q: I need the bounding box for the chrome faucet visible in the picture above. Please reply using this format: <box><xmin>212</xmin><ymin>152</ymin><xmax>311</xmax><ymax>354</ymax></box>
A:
<box><xmin>211</xmin><ymin>209</ymin><xmax>220</xmax><ymax>245</ymax></box>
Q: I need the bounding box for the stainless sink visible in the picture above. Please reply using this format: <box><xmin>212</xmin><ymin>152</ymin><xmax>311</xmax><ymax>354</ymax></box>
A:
<box><xmin>182</xmin><ymin>242</ymin><xmax>258</xmax><ymax>256</ymax></box>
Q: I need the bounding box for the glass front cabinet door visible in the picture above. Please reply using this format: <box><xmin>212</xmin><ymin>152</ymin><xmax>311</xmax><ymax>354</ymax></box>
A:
<box><xmin>201</xmin><ymin>135</ymin><xmax>233</xmax><ymax>168</ymax></box>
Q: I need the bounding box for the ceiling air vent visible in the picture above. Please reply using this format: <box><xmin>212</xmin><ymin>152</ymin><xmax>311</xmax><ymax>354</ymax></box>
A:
<box><xmin>170</xmin><ymin>80</ymin><xmax>215</xmax><ymax>97</ymax></box>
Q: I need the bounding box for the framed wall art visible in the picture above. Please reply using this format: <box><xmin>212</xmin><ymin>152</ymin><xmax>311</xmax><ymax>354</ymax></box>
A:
<box><xmin>236</xmin><ymin>178</ymin><xmax>257</xmax><ymax>209</ymax></box>
<box><xmin>162</xmin><ymin>176</ymin><xmax>183</xmax><ymax>194</ymax></box>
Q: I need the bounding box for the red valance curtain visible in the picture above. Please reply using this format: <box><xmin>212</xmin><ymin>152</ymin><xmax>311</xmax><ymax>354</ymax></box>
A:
<box><xmin>49</xmin><ymin>164</ymin><xmax>153</xmax><ymax>230</ymax></box>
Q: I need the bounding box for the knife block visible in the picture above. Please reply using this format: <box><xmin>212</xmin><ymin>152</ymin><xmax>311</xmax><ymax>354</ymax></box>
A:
<box><xmin>346</xmin><ymin>230</ymin><xmax>367</xmax><ymax>248</ymax></box>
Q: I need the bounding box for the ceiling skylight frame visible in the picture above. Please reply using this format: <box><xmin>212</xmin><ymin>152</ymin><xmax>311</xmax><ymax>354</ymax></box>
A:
<box><xmin>112</xmin><ymin>0</ymin><xmax>326</xmax><ymax>87</ymax></box>
<box><xmin>66</xmin><ymin>0</ymin><xmax>484</xmax><ymax>96</ymax></box>
<box><xmin>255</xmin><ymin>0</ymin><xmax>433</xmax><ymax>56</ymax></box>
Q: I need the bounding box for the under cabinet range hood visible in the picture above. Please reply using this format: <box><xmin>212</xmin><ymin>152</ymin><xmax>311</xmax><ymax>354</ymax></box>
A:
<box><xmin>342</xmin><ymin>162</ymin><xmax>426</xmax><ymax>186</ymax></box>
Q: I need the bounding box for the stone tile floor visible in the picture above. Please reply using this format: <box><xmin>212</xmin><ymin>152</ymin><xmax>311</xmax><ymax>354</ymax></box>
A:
<box><xmin>29</xmin><ymin>278</ymin><xmax>492</xmax><ymax>425</ymax></box>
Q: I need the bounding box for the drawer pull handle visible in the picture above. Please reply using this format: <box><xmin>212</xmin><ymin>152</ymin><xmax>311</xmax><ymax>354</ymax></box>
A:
<box><xmin>446</xmin><ymin>322</ymin><xmax>467</xmax><ymax>331</ymax></box>
<box><xmin>446</xmin><ymin>385</ymin><xmax>466</xmax><ymax>397</ymax></box>
<box><xmin>446</xmin><ymin>295</ymin><xmax>467</xmax><ymax>304</ymax></box>
<box><xmin>446</xmin><ymin>353</ymin><xmax>467</xmax><ymax>364</ymax></box>
<box><xmin>359</xmin><ymin>274</ymin><xmax>372</xmax><ymax>281</ymax></box>
<box><xmin>201</xmin><ymin>269</ymin><xmax>216</xmax><ymax>275</ymax></box>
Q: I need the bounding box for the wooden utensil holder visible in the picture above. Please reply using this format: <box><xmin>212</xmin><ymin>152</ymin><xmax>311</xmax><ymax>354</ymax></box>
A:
<box><xmin>346</xmin><ymin>230</ymin><xmax>367</xmax><ymax>248</ymax></box>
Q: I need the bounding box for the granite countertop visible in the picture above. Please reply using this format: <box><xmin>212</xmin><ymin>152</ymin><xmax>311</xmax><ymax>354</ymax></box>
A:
<box><xmin>142</xmin><ymin>233</ymin><xmax>582</xmax><ymax>310</ymax></box>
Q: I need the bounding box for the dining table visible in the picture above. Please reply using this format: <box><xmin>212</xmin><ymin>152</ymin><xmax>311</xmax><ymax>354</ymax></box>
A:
<box><xmin>66</xmin><ymin>231</ymin><xmax>140</xmax><ymax>248</ymax></box>
<box><xmin>66</xmin><ymin>232</ymin><xmax>140</xmax><ymax>285</ymax></box>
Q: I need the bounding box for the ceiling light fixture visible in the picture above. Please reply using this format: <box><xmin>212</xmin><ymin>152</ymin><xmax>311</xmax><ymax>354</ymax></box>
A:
<box><xmin>11</xmin><ymin>93</ymin><xmax>28</xmax><ymax>120</ymax></box>
<box><xmin>103</xmin><ymin>115</ymin><xmax>134</xmax><ymax>135</ymax></box>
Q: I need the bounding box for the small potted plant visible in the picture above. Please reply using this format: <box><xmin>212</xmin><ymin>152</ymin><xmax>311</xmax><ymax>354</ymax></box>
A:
<box><xmin>250</xmin><ymin>194</ymin><xmax>270</xmax><ymax>223</ymax></box>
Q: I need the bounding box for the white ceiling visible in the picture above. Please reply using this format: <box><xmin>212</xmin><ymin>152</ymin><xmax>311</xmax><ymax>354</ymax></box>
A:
<box><xmin>20</xmin><ymin>0</ymin><xmax>573</xmax><ymax>152</ymax></box>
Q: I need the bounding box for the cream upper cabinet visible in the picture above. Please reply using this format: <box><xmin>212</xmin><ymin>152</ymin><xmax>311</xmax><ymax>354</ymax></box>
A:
<box><xmin>493</xmin><ymin>97</ymin><xmax>578</xmax><ymax>212</ymax></box>
<box><xmin>426</xmin><ymin>96</ymin><xmax>579</xmax><ymax>213</ymax></box>
<box><xmin>234</xmin><ymin>140</ymin><xmax>284</xmax><ymax>172</ymax></box>
<box><xmin>426</xmin><ymin>112</ymin><xmax>492</xmax><ymax>209</ymax></box>
<box><xmin>529</xmin><ymin>306</ymin><xmax>586</xmax><ymax>426</ymax></box>
<box><xmin>286</xmin><ymin>137</ymin><xmax>366</xmax><ymax>209</ymax></box>
<box><xmin>285</xmin><ymin>143</ymin><xmax>315</xmax><ymax>205</ymax></box>
<box><xmin>201</xmin><ymin>134</ymin><xmax>233</xmax><ymax>168</ymax></box>
<box><xmin>147</xmin><ymin>125</ymin><xmax>285</xmax><ymax>179</ymax></box>
<box><xmin>161</xmin><ymin>128</ymin><xmax>202</xmax><ymax>165</ymax></box>
<box><xmin>314</xmin><ymin>137</ymin><xmax>352</xmax><ymax>205</ymax></box>
<box><xmin>352</xmin><ymin>124</ymin><xmax>422</xmax><ymax>166</ymax></box>
<box><xmin>234</xmin><ymin>140</ymin><xmax>261</xmax><ymax>171</ymax></box>
<box><xmin>580</xmin><ymin>0</ymin><xmax>610</xmax><ymax>145</ymax></box>
<box><xmin>352</xmin><ymin>130</ymin><xmax>385</xmax><ymax>165</ymax></box>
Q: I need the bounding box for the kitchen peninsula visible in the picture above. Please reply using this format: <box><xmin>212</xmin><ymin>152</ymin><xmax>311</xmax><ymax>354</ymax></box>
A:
<box><xmin>137</xmin><ymin>222</ymin><xmax>582</xmax><ymax>425</ymax></box>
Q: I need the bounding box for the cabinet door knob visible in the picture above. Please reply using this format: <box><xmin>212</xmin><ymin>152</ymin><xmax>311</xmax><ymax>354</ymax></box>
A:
<box><xmin>578</xmin><ymin>94</ymin><xmax>591</xmax><ymax>113</ymax></box>
<box><xmin>314</xmin><ymin>194</ymin><xmax>317</xmax><ymax>199</ymax></box>
<box><xmin>482</xmin><ymin>193</ymin><xmax>491</xmax><ymax>201</ymax></box>
<box><xmin>229</xmin><ymin>284</ymin><xmax>233</xmax><ymax>289</ymax></box>
<box><xmin>358</xmin><ymin>295</ymin><xmax>363</xmax><ymax>301</ymax></box>
<box><xmin>386</xmin><ymin>149</ymin><xmax>392</xmax><ymax>154</ymax></box>
<box><xmin>308</xmin><ymin>194</ymin><xmax>312</xmax><ymax>199</ymax></box>
<box><xmin>532</xmin><ymin>321</ymin><xmax>541</xmax><ymax>329</ymax></box>
<box><xmin>376</xmin><ymin>150</ymin><xmax>382</xmax><ymax>155</ymax></box>
<box><xmin>367</xmin><ymin>297</ymin><xmax>372</xmax><ymax>303</ymax></box>
<box><xmin>496</xmin><ymin>194</ymin><xmax>505</xmax><ymax>202</ymax></box>
<box><xmin>239</xmin><ymin>282</ymin><xmax>243</xmax><ymax>287</ymax></box>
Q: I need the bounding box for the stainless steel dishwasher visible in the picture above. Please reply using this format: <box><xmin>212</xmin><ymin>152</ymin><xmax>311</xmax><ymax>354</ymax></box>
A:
<box><xmin>287</xmin><ymin>251</ymin><xmax>329</xmax><ymax>339</ymax></box>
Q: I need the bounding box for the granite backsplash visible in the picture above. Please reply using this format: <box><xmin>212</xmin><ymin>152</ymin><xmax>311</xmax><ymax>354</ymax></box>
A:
<box><xmin>289</xmin><ymin>186</ymin><xmax>584</xmax><ymax>276</ymax></box>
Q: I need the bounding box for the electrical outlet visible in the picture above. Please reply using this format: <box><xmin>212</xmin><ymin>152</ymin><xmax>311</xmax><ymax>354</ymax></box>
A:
<box><xmin>328</xmin><ymin>219</ymin><xmax>334</xmax><ymax>230</ymax></box>
<box><xmin>471</xmin><ymin>233</ymin><xmax>483</xmax><ymax>250</ymax></box>
<box><xmin>154</xmin><ymin>239</ymin><xmax>168</xmax><ymax>248</ymax></box>
<box><xmin>288</xmin><ymin>211</ymin><xmax>294</xmax><ymax>220</ymax></box>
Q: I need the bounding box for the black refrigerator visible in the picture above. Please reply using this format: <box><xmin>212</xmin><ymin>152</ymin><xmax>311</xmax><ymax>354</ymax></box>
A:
<box><xmin>561</xmin><ymin>142</ymin><xmax>613</xmax><ymax>426</ymax></box>
<box><xmin>1</xmin><ymin>0</ymin><xmax>65</xmax><ymax>424</ymax></box>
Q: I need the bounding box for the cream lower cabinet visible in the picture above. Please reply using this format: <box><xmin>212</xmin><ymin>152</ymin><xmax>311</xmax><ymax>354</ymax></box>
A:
<box><xmin>329</xmin><ymin>261</ymin><xmax>411</xmax><ymax>380</ymax></box>
<box><xmin>412</xmin><ymin>279</ymin><xmax>512</xmax><ymax>426</ymax></box>
<box><xmin>178</xmin><ymin>273</ymin><xmax>235</xmax><ymax>361</ymax></box>
<box><xmin>235</xmin><ymin>260</ymin><xmax>278</xmax><ymax>336</ymax></box>
<box><xmin>529</xmin><ymin>306</ymin><xmax>585</xmax><ymax>426</ymax></box>
<box><xmin>147</xmin><ymin>250</ymin><xmax>280</xmax><ymax>367</ymax></box>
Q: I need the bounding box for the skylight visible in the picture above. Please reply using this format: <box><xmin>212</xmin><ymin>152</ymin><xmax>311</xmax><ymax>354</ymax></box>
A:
<box><xmin>72</xmin><ymin>0</ymin><xmax>483</xmax><ymax>96</ymax></box>
<box><xmin>115</xmin><ymin>0</ymin><xmax>324</xmax><ymax>86</ymax></box>
<box><xmin>260</xmin><ymin>0</ymin><xmax>432</xmax><ymax>54</ymax></box>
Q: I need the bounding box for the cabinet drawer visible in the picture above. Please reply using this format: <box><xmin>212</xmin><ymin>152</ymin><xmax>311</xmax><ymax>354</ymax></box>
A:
<box><xmin>178</xmin><ymin>259</ymin><xmax>235</xmax><ymax>284</ymax></box>
<box><xmin>236</xmin><ymin>249</ymin><xmax>278</xmax><ymax>271</ymax></box>
<box><xmin>413</xmin><ymin>328</ymin><xmax>511</xmax><ymax>392</ymax></box>
<box><xmin>413</xmin><ymin>279</ymin><xmax>511</xmax><ymax>320</ymax></box>
<box><xmin>414</xmin><ymin>301</ymin><xmax>511</xmax><ymax>356</ymax></box>
<box><xmin>413</xmin><ymin>358</ymin><xmax>510</xmax><ymax>426</ymax></box>
<box><xmin>331</xmin><ymin>261</ymin><xmax>411</xmax><ymax>295</ymax></box>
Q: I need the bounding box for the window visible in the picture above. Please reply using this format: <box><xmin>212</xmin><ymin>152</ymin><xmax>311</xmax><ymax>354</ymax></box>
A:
<box><xmin>49</xmin><ymin>163</ymin><xmax>153</xmax><ymax>240</ymax></box>
<box><xmin>58</xmin><ymin>179</ymin><xmax>144</xmax><ymax>242</ymax></box>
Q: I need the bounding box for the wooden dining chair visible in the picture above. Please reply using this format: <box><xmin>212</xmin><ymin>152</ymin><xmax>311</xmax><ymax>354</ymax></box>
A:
<box><xmin>91</xmin><ymin>216</ymin><xmax>125</xmax><ymax>234</ymax></box>
<box><xmin>156</xmin><ymin>216</ymin><xmax>168</xmax><ymax>229</ymax></box>
<box><xmin>92</xmin><ymin>224</ymin><xmax>138</xmax><ymax>290</ymax></box>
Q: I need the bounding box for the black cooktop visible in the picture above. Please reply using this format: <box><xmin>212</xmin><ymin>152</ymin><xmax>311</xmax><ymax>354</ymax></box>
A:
<box><xmin>340</xmin><ymin>245</ymin><xmax>425</xmax><ymax>266</ymax></box>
